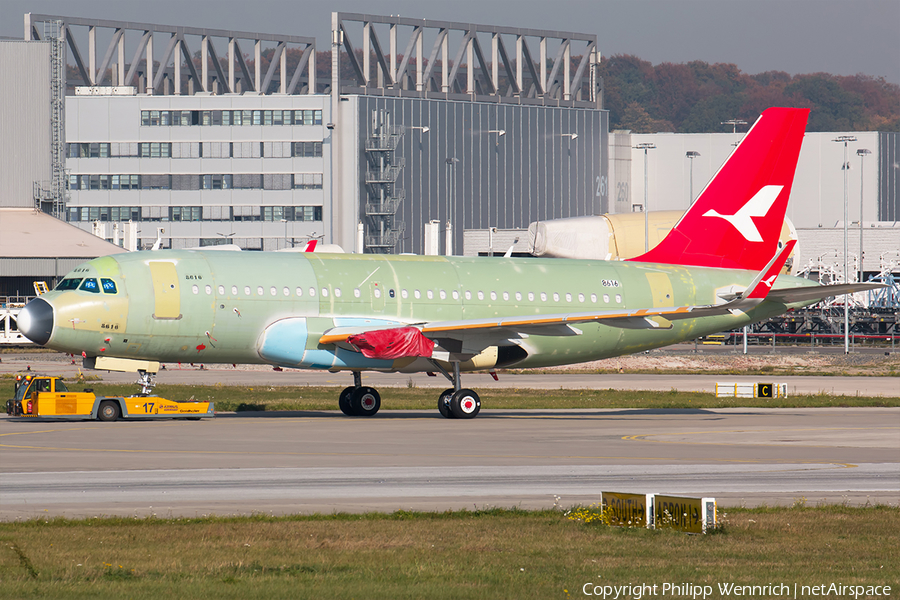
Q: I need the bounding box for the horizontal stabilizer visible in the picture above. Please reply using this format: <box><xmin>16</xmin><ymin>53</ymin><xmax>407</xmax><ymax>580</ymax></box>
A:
<box><xmin>767</xmin><ymin>282</ymin><xmax>888</xmax><ymax>304</ymax></box>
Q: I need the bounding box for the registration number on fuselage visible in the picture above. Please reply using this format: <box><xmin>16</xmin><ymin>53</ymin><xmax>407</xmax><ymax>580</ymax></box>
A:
<box><xmin>601</xmin><ymin>279</ymin><xmax>621</xmax><ymax>288</ymax></box>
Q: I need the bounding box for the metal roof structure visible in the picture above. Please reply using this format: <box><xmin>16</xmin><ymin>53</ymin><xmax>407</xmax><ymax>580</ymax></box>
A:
<box><xmin>332</xmin><ymin>12</ymin><xmax>600</xmax><ymax>108</ymax></box>
<box><xmin>24</xmin><ymin>13</ymin><xmax>318</xmax><ymax>95</ymax></box>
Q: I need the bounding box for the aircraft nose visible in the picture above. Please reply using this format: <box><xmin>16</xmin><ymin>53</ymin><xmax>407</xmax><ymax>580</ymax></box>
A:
<box><xmin>18</xmin><ymin>297</ymin><xmax>54</xmax><ymax>346</ymax></box>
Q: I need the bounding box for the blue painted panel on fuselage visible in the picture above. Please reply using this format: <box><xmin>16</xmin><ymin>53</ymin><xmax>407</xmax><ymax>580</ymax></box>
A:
<box><xmin>258</xmin><ymin>317</ymin><xmax>393</xmax><ymax>370</ymax></box>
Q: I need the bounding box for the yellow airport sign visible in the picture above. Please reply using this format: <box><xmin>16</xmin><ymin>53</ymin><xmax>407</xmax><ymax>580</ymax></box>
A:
<box><xmin>715</xmin><ymin>382</ymin><xmax>788</xmax><ymax>398</ymax></box>
<box><xmin>654</xmin><ymin>495</ymin><xmax>717</xmax><ymax>533</ymax></box>
<box><xmin>600</xmin><ymin>492</ymin><xmax>653</xmax><ymax>527</ymax></box>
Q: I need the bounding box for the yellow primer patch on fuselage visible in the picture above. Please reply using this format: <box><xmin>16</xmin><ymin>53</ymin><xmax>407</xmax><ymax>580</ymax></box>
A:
<box><xmin>644</xmin><ymin>272</ymin><xmax>674</xmax><ymax>308</ymax></box>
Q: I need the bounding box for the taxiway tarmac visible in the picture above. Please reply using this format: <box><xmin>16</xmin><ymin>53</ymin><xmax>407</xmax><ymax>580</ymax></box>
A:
<box><xmin>1</xmin><ymin>407</ymin><xmax>897</xmax><ymax>519</ymax></box>
<box><xmin>1</xmin><ymin>354</ymin><xmax>897</xmax><ymax>396</ymax></box>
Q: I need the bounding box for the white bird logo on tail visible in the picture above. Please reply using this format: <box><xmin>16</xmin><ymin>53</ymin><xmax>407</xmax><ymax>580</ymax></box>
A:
<box><xmin>702</xmin><ymin>185</ymin><xmax>783</xmax><ymax>243</ymax></box>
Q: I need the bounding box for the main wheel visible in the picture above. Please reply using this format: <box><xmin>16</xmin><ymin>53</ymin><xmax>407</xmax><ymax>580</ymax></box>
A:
<box><xmin>351</xmin><ymin>387</ymin><xmax>381</xmax><ymax>417</ymax></box>
<box><xmin>437</xmin><ymin>388</ymin><xmax>455</xmax><ymax>419</ymax></box>
<box><xmin>338</xmin><ymin>386</ymin><xmax>356</xmax><ymax>416</ymax></box>
<box><xmin>97</xmin><ymin>400</ymin><xmax>120</xmax><ymax>422</ymax></box>
<box><xmin>450</xmin><ymin>389</ymin><xmax>480</xmax><ymax>419</ymax></box>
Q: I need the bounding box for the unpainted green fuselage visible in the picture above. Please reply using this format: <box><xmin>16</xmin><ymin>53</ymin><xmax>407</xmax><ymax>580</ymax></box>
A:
<box><xmin>41</xmin><ymin>250</ymin><xmax>816</xmax><ymax>372</ymax></box>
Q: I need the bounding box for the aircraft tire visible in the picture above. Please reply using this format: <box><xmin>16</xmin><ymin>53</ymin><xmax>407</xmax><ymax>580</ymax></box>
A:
<box><xmin>339</xmin><ymin>386</ymin><xmax>356</xmax><ymax>416</ymax></box>
<box><xmin>438</xmin><ymin>388</ymin><xmax>455</xmax><ymax>419</ymax></box>
<box><xmin>351</xmin><ymin>387</ymin><xmax>381</xmax><ymax>417</ymax></box>
<box><xmin>97</xmin><ymin>400</ymin><xmax>120</xmax><ymax>422</ymax></box>
<box><xmin>450</xmin><ymin>389</ymin><xmax>480</xmax><ymax>419</ymax></box>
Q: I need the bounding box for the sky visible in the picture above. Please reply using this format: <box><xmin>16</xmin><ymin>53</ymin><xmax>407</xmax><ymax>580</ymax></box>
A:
<box><xmin>2</xmin><ymin>0</ymin><xmax>898</xmax><ymax>84</ymax></box>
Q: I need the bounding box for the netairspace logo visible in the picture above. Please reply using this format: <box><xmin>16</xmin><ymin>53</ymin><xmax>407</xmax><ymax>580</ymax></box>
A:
<box><xmin>580</xmin><ymin>582</ymin><xmax>893</xmax><ymax>599</ymax></box>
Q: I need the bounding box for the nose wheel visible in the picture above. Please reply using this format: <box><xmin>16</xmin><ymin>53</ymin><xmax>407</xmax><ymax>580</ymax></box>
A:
<box><xmin>338</xmin><ymin>372</ymin><xmax>381</xmax><ymax>417</ymax></box>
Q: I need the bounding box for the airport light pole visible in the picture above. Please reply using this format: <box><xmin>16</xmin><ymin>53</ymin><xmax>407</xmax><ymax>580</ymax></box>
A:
<box><xmin>686</xmin><ymin>151</ymin><xmax>700</xmax><ymax>204</ymax></box>
<box><xmin>445</xmin><ymin>157</ymin><xmax>459</xmax><ymax>255</ymax></box>
<box><xmin>857</xmin><ymin>149</ymin><xmax>871</xmax><ymax>284</ymax></box>
<box><xmin>834</xmin><ymin>135</ymin><xmax>857</xmax><ymax>354</ymax></box>
<box><xmin>634</xmin><ymin>143</ymin><xmax>656</xmax><ymax>252</ymax></box>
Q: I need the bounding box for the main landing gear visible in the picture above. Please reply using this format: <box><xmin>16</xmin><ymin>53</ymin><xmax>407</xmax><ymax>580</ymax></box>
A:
<box><xmin>337</xmin><ymin>363</ymin><xmax>481</xmax><ymax>419</ymax></box>
<box><xmin>338</xmin><ymin>371</ymin><xmax>381</xmax><ymax>417</ymax></box>
<box><xmin>431</xmin><ymin>360</ymin><xmax>481</xmax><ymax>420</ymax></box>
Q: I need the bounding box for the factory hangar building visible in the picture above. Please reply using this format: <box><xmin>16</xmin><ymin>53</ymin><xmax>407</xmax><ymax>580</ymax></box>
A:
<box><xmin>0</xmin><ymin>12</ymin><xmax>604</xmax><ymax>286</ymax></box>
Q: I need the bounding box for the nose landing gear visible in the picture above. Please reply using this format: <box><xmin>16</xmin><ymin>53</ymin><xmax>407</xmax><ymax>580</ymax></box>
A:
<box><xmin>338</xmin><ymin>371</ymin><xmax>381</xmax><ymax>416</ymax></box>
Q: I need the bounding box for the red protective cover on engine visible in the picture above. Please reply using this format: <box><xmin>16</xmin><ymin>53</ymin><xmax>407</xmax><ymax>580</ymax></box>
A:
<box><xmin>347</xmin><ymin>327</ymin><xmax>435</xmax><ymax>359</ymax></box>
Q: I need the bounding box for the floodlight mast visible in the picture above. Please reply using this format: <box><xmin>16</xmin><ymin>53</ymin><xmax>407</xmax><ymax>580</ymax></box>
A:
<box><xmin>834</xmin><ymin>135</ymin><xmax>857</xmax><ymax>354</ymax></box>
<box><xmin>634</xmin><ymin>143</ymin><xmax>656</xmax><ymax>252</ymax></box>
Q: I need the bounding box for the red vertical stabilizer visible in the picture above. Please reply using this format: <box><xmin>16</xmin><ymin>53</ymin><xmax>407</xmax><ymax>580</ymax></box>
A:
<box><xmin>628</xmin><ymin>107</ymin><xmax>809</xmax><ymax>271</ymax></box>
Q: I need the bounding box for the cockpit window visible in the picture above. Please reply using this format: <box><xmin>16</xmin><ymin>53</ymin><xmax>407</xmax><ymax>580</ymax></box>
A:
<box><xmin>56</xmin><ymin>278</ymin><xmax>83</xmax><ymax>291</ymax></box>
<box><xmin>101</xmin><ymin>278</ymin><xmax>118</xmax><ymax>294</ymax></box>
<box><xmin>79</xmin><ymin>278</ymin><xmax>100</xmax><ymax>293</ymax></box>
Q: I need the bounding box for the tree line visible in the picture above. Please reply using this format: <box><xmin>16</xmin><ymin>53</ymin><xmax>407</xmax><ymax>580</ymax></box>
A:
<box><xmin>599</xmin><ymin>54</ymin><xmax>899</xmax><ymax>133</ymax></box>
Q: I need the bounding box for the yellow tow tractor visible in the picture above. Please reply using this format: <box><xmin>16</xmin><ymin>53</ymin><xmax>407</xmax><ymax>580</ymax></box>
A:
<box><xmin>5</xmin><ymin>374</ymin><xmax>214</xmax><ymax>421</ymax></box>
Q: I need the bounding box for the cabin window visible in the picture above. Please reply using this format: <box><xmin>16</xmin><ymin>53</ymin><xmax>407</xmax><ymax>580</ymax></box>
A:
<box><xmin>490</xmin><ymin>291</ymin><xmax>497</xmax><ymax>301</ymax></box>
<box><xmin>452</xmin><ymin>290</ymin><xmax>459</xmax><ymax>300</ymax></box>
<box><xmin>464</xmin><ymin>291</ymin><xmax>471</xmax><ymax>300</ymax></box>
<box><xmin>334</xmin><ymin>288</ymin><xmax>342</xmax><ymax>298</ymax></box>
<box><xmin>477</xmin><ymin>291</ymin><xmax>484</xmax><ymax>300</ymax></box>
<box><xmin>218</xmin><ymin>285</ymin><xmax>225</xmax><ymax>295</ymax></box>
<box><xmin>322</xmin><ymin>288</ymin><xmax>329</xmax><ymax>297</ymax></box>
<box><xmin>354</xmin><ymin>288</ymin><xmax>361</xmax><ymax>298</ymax></box>
<box><xmin>296</xmin><ymin>287</ymin><xmax>303</xmax><ymax>297</ymax></box>
<box><xmin>440</xmin><ymin>290</ymin><xmax>447</xmax><ymax>300</ymax></box>
<box><xmin>603</xmin><ymin>294</ymin><xmax>610</xmax><ymax>303</ymax></box>
<box><xmin>528</xmin><ymin>292</ymin><xmax>535</xmax><ymax>301</ymax></box>
<box><xmin>401</xmin><ymin>289</ymin><xmax>408</xmax><ymax>299</ymax></box>
<box><xmin>578</xmin><ymin>293</ymin><xmax>585</xmax><ymax>303</ymax></box>
<box><xmin>101</xmin><ymin>278</ymin><xmax>118</xmax><ymax>294</ymax></box>
<box><xmin>257</xmin><ymin>286</ymin><xmax>264</xmax><ymax>296</ymax></box>
<box><xmin>590</xmin><ymin>294</ymin><xmax>597</xmax><ymax>303</ymax></box>
<box><xmin>79</xmin><ymin>278</ymin><xmax>100</xmax><ymax>293</ymax></box>
<box><xmin>615</xmin><ymin>294</ymin><xmax>622</xmax><ymax>303</ymax></box>
<box><xmin>205</xmin><ymin>285</ymin><xmax>212</xmax><ymax>295</ymax></box>
<box><xmin>426</xmin><ymin>290</ymin><xmax>433</xmax><ymax>300</ymax></box>
<box><xmin>309</xmin><ymin>287</ymin><xmax>317</xmax><ymax>297</ymax></box>
<box><xmin>389</xmin><ymin>289</ymin><xmax>395</xmax><ymax>298</ymax></box>
<box><xmin>540</xmin><ymin>292</ymin><xmax>547</xmax><ymax>302</ymax></box>
<box><xmin>414</xmin><ymin>290</ymin><xmax>421</xmax><ymax>299</ymax></box>
<box><xmin>515</xmin><ymin>292</ymin><xmax>522</xmax><ymax>301</ymax></box>
<box><xmin>373</xmin><ymin>288</ymin><xmax>381</xmax><ymax>299</ymax></box>
<box><xmin>283</xmin><ymin>287</ymin><xmax>290</xmax><ymax>296</ymax></box>
<box><xmin>270</xmin><ymin>287</ymin><xmax>277</xmax><ymax>296</ymax></box>
<box><xmin>244</xmin><ymin>286</ymin><xmax>251</xmax><ymax>296</ymax></box>
<box><xmin>553</xmin><ymin>292</ymin><xmax>560</xmax><ymax>302</ymax></box>
<box><xmin>565</xmin><ymin>293</ymin><xmax>572</xmax><ymax>302</ymax></box>
<box><xmin>192</xmin><ymin>285</ymin><xmax>199</xmax><ymax>294</ymax></box>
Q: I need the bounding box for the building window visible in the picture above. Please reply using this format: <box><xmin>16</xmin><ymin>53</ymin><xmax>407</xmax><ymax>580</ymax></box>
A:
<box><xmin>171</xmin><ymin>207</ymin><xmax>202</xmax><ymax>222</ymax></box>
<box><xmin>293</xmin><ymin>173</ymin><xmax>323</xmax><ymax>189</ymax></box>
<box><xmin>139</xmin><ymin>142</ymin><xmax>172</xmax><ymax>158</ymax></box>
<box><xmin>292</xmin><ymin>141</ymin><xmax>323</xmax><ymax>157</ymax></box>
